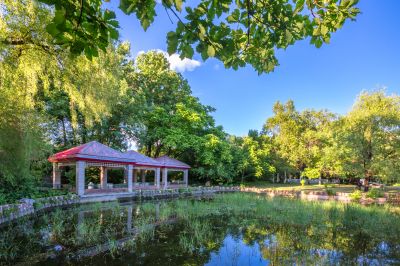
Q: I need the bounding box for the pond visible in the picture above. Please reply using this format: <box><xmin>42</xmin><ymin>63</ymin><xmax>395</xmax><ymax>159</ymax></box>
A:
<box><xmin>1</xmin><ymin>193</ymin><xmax>400</xmax><ymax>265</ymax></box>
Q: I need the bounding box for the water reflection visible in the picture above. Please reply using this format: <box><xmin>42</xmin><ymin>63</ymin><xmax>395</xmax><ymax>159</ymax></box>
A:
<box><xmin>205</xmin><ymin>235</ymin><xmax>268</xmax><ymax>266</ymax></box>
<box><xmin>0</xmin><ymin>194</ymin><xmax>399</xmax><ymax>265</ymax></box>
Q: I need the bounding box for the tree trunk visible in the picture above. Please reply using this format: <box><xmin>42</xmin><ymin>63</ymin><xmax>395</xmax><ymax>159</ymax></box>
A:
<box><xmin>284</xmin><ymin>171</ymin><xmax>287</xmax><ymax>183</ymax></box>
<box><xmin>364</xmin><ymin>176</ymin><xmax>370</xmax><ymax>192</ymax></box>
<box><xmin>61</xmin><ymin>117</ymin><xmax>67</xmax><ymax>146</ymax></box>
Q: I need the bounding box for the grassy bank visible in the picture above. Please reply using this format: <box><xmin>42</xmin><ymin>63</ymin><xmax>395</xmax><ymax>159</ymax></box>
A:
<box><xmin>241</xmin><ymin>181</ymin><xmax>400</xmax><ymax>194</ymax></box>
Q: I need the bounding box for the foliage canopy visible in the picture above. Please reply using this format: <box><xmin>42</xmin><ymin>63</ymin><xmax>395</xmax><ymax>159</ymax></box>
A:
<box><xmin>5</xmin><ymin>0</ymin><xmax>360</xmax><ymax>74</ymax></box>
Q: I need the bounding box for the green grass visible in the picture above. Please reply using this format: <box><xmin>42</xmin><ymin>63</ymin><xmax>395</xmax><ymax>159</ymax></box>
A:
<box><xmin>241</xmin><ymin>181</ymin><xmax>400</xmax><ymax>194</ymax></box>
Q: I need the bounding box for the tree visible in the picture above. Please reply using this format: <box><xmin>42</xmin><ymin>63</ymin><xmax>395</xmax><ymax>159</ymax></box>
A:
<box><xmin>6</xmin><ymin>0</ymin><xmax>360</xmax><ymax>74</ymax></box>
<box><xmin>263</xmin><ymin>101</ymin><xmax>337</xmax><ymax>182</ymax></box>
<box><xmin>128</xmin><ymin>51</ymin><xmax>237</xmax><ymax>183</ymax></box>
<box><xmin>263</xmin><ymin>100</ymin><xmax>306</xmax><ymax>175</ymax></box>
<box><xmin>128</xmin><ymin>51</ymin><xmax>215</xmax><ymax>157</ymax></box>
<box><xmin>239</xmin><ymin>130</ymin><xmax>274</xmax><ymax>181</ymax></box>
<box><xmin>299</xmin><ymin>109</ymin><xmax>337</xmax><ymax>183</ymax></box>
<box><xmin>0</xmin><ymin>0</ymin><xmax>134</xmax><ymax>200</ymax></box>
<box><xmin>336</xmin><ymin>90</ymin><xmax>400</xmax><ymax>187</ymax></box>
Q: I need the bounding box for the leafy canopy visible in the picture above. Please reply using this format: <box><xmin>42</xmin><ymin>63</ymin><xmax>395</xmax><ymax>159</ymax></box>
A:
<box><xmin>31</xmin><ymin>0</ymin><xmax>360</xmax><ymax>74</ymax></box>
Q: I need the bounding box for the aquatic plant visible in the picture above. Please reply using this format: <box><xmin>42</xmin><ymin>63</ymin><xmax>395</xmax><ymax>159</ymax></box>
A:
<box><xmin>1</xmin><ymin>193</ymin><xmax>400</xmax><ymax>264</ymax></box>
<box><xmin>349</xmin><ymin>189</ymin><xmax>363</xmax><ymax>202</ymax></box>
<box><xmin>325</xmin><ymin>188</ymin><xmax>336</xmax><ymax>196</ymax></box>
<box><xmin>366</xmin><ymin>188</ymin><xmax>385</xmax><ymax>199</ymax></box>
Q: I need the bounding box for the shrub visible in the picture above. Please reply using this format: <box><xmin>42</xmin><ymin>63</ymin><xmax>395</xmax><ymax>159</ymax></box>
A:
<box><xmin>325</xmin><ymin>188</ymin><xmax>336</xmax><ymax>196</ymax></box>
<box><xmin>349</xmin><ymin>190</ymin><xmax>363</xmax><ymax>202</ymax></box>
<box><xmin>300</xmin><ymin>179</ymin><xmax>306</xmax><ymax>187</ymax></box>
<box><xmin>366</xmin><ymin>188</ymin><xmax>385</xmax><ymax>199</ymax></box>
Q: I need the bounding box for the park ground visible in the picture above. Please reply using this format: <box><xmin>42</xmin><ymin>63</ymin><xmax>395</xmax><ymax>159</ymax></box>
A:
<box><xmin>241</xmin><ymin>181</ymin><xmax>400</xmax><ymax>194</ymax></box>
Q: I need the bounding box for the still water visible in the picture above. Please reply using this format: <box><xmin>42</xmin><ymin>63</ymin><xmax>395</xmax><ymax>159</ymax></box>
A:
<box><xmin>0</xmin><ymin>193</ymin><xmax>399</xmax><ymax>265</ymax></box>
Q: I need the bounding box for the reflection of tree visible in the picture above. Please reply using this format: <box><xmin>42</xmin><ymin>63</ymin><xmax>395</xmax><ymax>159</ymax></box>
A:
<box><xmin>1</xmin><ymin>194</ymin><xmax>400</xmax><ymax>264</ymax></box>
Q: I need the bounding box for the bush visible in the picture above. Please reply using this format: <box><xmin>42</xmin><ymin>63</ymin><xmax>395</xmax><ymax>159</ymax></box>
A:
<box><xmin>300</xmin><ymin>179</ymin><xmax>306</xmax><ymax>187</ymax></box>
<box><xmin>325</xmin><ymin>188</ymin><xmax>336</xmax><ymax>196</ymax></box>
<box><xmin>366</xmin><ymin>188</ymin><xmax>385</xmax><ymax>199</ymax></box>
<box><xmin>0</xmin><ymin>185</ymin><xmax>70</xmax><ymax>205</ymax></box>
<box><xmin>349</xmin><ymin>190</ymin><xmax>363</xmax><ymax>202</ymax></box>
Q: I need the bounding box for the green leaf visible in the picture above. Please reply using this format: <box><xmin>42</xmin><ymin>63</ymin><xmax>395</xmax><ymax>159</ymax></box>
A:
<box><xmin>174</xmin><ymin>0</ymin><xmax>183</xmax><ymax>12</ymax></box>
<box><xmin>199</xmin><ymin>24</ymin><xmax>206</xmax><ymax>35</ymax></box>
<box><xmin>167</xmin><ymin>31</ymin><xmax>178</xmax><ymax>54</ymax></box>
<box><xmin>108</xmin><ymin>20</ymin><xmax>119</xmax><ymax>28</ymax></box>
<box><xmin>46</xmin><ymin>23</ymin><xmax>59</xmax><ymax>36</ymax></box>
<box><xmin>294</xmin><ymin>0</ymin><xmax>305</xmax><ymax>14</ymax></box>
<box><xmin>104</xmin><ymin>9</ymin><xmax>116</xmax><ymax>20</ymax></box>
<box><xmin>320</xmin><ymin>25</ymin><xmax>328</xmax><ymax>35</ymax></box>
<box><xmin>70</xmin><ymin>41</ymin><xmax>85</xmax><ymax>54</ymax></box>
<box><xmin>141</xmin><ymin>19</ymin><xmax>151</xmax><ymax>31</ymax></box>
<box><xmin>109</xmin><ymin>28</ymin><xmax>119</xmax><ymax>39</ymax></box>
<box><xmin>227</xmin><ymin>15</ymin><xmax>236</xmax><ymax>23</ymax></box>
<box><xmin>54</xmin><ymin>8</ymin><xmax>66</xmax><ymax>25</ymax></box>
<box><xmin>207</xmin><ymin>45</ymin><xmax>215</xmax><ymax>57</ymax></box>
<box><xmin>183</xmin><ymin>45</ymin><xmax>194</xmax><ymax>58</ymax></box>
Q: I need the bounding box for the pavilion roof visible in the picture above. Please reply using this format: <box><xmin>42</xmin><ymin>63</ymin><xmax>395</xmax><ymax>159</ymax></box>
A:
<box><xmin>122</xmin><ymin>151</ymin><xmax>161</xmax><ymax>167</ymax></box>
<box><xmin>154</xmin><ymin>155</ymin><xmax>191</xmax><ymax>169</ymax></box>
<box><xmin>48</xmin><ymin>141</ymin><xmax>132</xmax><ymax>163</ymax></box>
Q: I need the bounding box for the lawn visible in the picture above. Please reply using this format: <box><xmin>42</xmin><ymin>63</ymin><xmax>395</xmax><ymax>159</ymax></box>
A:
<box><xmin>242</xmin><ymin>181</ymin><xmax>400</xmax><ymax>194</ymax></box>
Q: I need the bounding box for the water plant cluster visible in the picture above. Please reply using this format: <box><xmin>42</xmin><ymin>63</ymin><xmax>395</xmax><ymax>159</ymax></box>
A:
<box><xmin>0</xmin><ymin>193</ymin><xmax>399</xmax><ymax>265</ymax></box>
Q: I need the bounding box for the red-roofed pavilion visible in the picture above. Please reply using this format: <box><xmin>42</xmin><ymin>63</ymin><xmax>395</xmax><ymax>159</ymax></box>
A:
<box><xmin>49</xmin><ymin>141</ymin><xmax>191</xmax><ymax>196</ymax></box>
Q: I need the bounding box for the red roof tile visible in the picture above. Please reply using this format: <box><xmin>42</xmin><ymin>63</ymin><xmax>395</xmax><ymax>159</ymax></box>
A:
<box><xmin>155</xmin><ymin>155</ymin><xmax>191</xmax><ymax>169</ymax></box>
<box><xmin>48</xmin><ymin>141</ymin><xmax>132</xmax><ymax>163</ymax></box>
<box><xmin>122</xmin><ymin>151</ymin><xmax>161</xmax><ymax>167</ymax></box>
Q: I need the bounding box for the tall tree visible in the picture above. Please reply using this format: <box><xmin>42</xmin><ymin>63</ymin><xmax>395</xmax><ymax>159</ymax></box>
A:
<box><xmin>337</xmin><ymin>90</ymin><xmax>400</xmax><ymax>187</ymax></box>
<box><xmin>263</xmin><ymin>100</ymin><xmax>306</xmax><ymax>175</ymax></box>
<box><xmin>129</xmin><ymin>51</ymin><xmax>215</xmax><ymax>157</ymax></box>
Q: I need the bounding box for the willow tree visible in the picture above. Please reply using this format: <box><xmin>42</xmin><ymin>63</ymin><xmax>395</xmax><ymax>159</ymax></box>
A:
<box><xmin>31</xmin><ymin>0</ymin><xmax>359</xmax><ymax>74</ymax></box>
<box><xmin>0</xmin><ymin>1</ymin><xmax>129</xmax><ymax>193</ymax></box>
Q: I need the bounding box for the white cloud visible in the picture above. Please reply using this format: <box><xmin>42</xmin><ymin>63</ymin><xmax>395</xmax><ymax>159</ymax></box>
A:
<box><xmin>136</xmin><ymin>49</ymin><xmax>201</xmax><ymax>73</ymax></box>
<box><xmin>167</xmin><ymin>54</ymin><xmax>201</xmax><ymax>72</ymax></box>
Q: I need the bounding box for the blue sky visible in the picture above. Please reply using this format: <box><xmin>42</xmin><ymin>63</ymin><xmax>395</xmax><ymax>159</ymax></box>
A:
<box><xmin>105</xmin><ymin>1</ymin><xmax>400</xmax><ymax>136</ymax></box>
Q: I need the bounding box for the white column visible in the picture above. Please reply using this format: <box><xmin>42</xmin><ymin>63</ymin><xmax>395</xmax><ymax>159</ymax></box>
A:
<box><xmin>156</xmin><ymin>168</ymin><xmax>161</xmax><ymax>188</ymax></box>
<box><xmin>183</xmin><ymin>169</ymin><xmax>189</xmax><ymax>187</ymax></box>
<box><xmin>76</xmin><ymin>161</ymin><xmax>86</xmax><ymax>196</ymax></box>
<box><xmin>52</xmin><ymin>162</ymin><xmax>61</xmax><ymax>189</ymax></box>
<box><xmin>100</xmin><ymin>166</ymin><xmax>108</xmax><ymax>189</ymax></box>
<box><xmin>162</xmin><ymin>168</ymin><xmax>168</xmax><ymax>189</ymax></box>
<box><xmin>127</xmin><ymin>165</ymin><xmax>133</xmax><ymax>192</ymax></box>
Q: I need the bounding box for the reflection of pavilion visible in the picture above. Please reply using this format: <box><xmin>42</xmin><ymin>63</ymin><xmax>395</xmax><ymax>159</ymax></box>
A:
<box><xmin>48</xmin><ymin>141</ymin><xmax>190</xmax><ymax>196</ymax></box>
<box><xmin>74</xmin><ymin>202</ymin><xmax>176</xmax><ymax>259</ymax></box>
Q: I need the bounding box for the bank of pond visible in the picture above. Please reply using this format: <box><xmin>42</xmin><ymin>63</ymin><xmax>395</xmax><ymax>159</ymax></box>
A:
<box><xmin>0</xmin><ymin>193</ymin><xmax>400</xmax><ymax>265</ymax></box>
